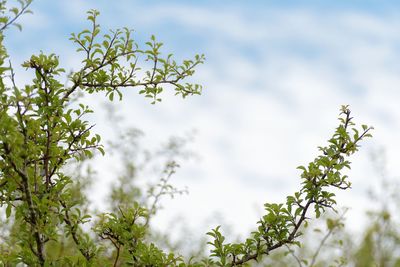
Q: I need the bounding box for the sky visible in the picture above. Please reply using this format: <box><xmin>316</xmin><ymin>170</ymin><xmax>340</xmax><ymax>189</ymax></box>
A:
<box><xmin>4</xmin><ymin>0</ymin><xmax>400</xmax><ymax>245</ymax></box>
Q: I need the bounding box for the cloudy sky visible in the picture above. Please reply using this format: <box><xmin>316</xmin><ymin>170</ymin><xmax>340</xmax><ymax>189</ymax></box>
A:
<box><xmin>4</xmin><ymin>0</ymin><xmax>400</xmax><ymax>243</ymax></box>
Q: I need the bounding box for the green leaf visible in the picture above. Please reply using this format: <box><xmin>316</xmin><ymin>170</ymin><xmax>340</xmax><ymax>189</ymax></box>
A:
<box><xmin>108</xmin><ymin>92</ymin><xmax>114</xmax><ymax>101</ymax></box>
<box><xmin>10</xmin><ymin>7</ymin><xmax>19</xmax><ymax>16</ymax></box>
<box><xmin>13</xmin><ymin>23</ymin><xmax>22</xmax><ymax>31</ymax></box>
<box><xmin>6</xmin><ymin>204</ymin><xmax>12</xmax><ymax>218</ymax></box>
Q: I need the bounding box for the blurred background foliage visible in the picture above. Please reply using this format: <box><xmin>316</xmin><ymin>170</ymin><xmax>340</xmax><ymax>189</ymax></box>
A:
<box><xmin>1</xmin><ymin>105</ymin><xmax>396</xmax><ymax>265</ymax></box>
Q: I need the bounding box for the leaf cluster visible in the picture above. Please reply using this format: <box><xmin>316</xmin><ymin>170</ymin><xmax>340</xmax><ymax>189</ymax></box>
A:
<box><xmin>68</xmin><ymin>10</ymin><xmax>204</xmax><ymax>104</ymax></box>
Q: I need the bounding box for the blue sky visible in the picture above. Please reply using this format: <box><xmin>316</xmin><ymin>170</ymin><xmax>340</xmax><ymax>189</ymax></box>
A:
<box><xmin>4</xmin><ymin>0</ymin><xmax>400</xmax><ymax>242</ymax></box>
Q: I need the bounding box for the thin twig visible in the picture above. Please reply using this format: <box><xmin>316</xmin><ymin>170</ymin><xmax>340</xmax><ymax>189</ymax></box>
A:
<box><xmin>284</xmin><ymin>244</ymin><xmax>303</xmax><ymax>267</ymax></box>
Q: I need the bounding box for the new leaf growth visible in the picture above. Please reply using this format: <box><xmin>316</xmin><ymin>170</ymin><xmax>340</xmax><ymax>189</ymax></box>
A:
<box><xmin>206</xmin><ymin>106</ymin><xmax>373</xmax><ymax>266</ymax></box>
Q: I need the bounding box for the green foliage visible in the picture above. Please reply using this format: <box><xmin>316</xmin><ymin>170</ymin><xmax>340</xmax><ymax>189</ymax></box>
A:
<box><xmin>257</xmin><ymin>159</ymin><xmax>400</xmax><ymax>267</ymax></box>
<box><xmin>68</xmin><ymin>9</ymin><xmax>204</xmax><ymax>104</ymax></box>
<box><xmin>0</xmin><ymin>1</ymin><xmax>373</xmax><ymax>266</ymax></box>
<box><xmin>0</xmin><ymin>0</ymin><xmax>32</xmax><ymax>32</ymax></box>
<box><xmin>205</xmin><ymin>105</ymin><xmax>372</xmax><ymax>266</ymax></box>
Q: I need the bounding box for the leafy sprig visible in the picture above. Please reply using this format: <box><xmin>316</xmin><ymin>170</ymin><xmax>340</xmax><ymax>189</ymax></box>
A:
<box><xmin>68</xmin><ymin>10</ymin><xmax>205</xmax><ymax>104</ymax></box>
<box><xmin>0</xmin><ymin>0</ymin><xmax>32</xmax><ymax>32</ymax></box>
<box><xmin>206</xmin><ymin>105</ymin><xmax>373</xmax><ymax>266</ymax></box>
